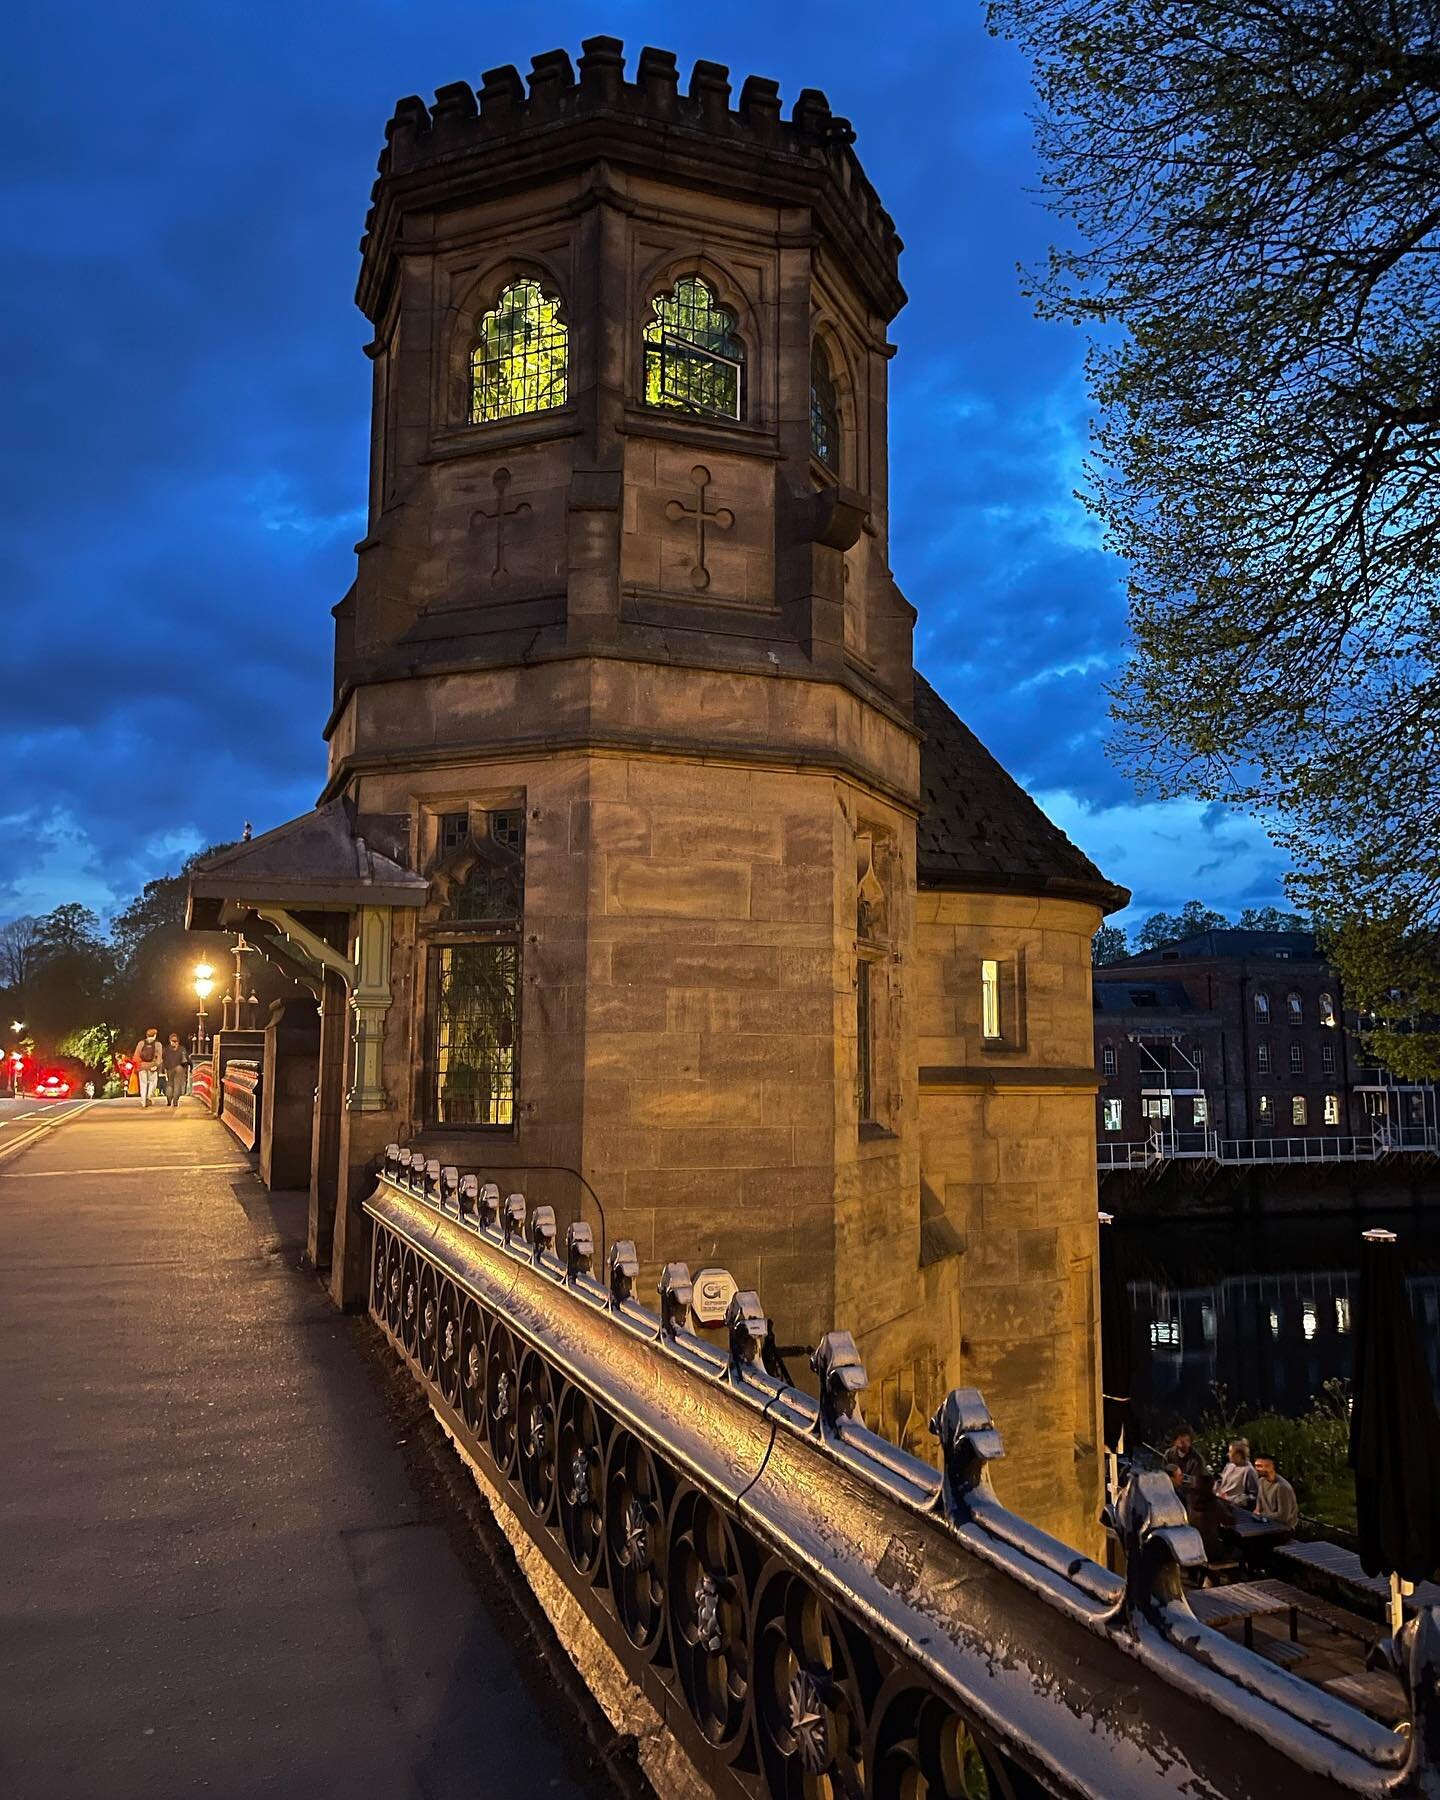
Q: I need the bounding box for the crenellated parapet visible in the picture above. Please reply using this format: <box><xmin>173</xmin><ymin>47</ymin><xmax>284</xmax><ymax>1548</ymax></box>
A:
<box><xmin>358</xmin><ymin>36</ymin><xmax>904</xmax><ymax>324</ymax></box>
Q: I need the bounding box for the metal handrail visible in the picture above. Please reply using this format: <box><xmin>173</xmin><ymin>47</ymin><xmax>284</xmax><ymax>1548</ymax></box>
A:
<box><xmin>365</xmin><ymin>1149</ymin><xmax>1436</xmax><ymax>1797</ymax></box>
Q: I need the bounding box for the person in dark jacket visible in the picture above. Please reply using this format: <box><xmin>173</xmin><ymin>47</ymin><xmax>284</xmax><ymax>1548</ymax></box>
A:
<box><xmin>1163</xmin><ymin>1427</ymin><xmax>1210</xmax><ymax>1495</ymax></box>
<box><xmin>1186</xmin><ymin>1472</ymin><xmax>1236</xmax><ymax>1567</ymax></box>
<box><xmin>162</xmin><ymin>1033</ymin><xmax>187</xmax><ymax>1108</ymax></box>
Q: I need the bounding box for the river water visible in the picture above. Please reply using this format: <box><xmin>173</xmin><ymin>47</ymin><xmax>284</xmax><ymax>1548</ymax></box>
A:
<box><xmin>1112</xmin><ymin>1211</ymin><xmax>1440</xmax><ymax>1441</ymax></box>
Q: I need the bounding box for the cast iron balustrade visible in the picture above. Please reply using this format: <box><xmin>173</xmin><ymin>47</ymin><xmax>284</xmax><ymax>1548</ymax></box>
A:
<box><xmin>220</xmin><ymin>1059</ymin><xmax>260</xmax><ymax>1150</ymax></box>
<box><xmin>365</xmin><ymin>1147</ymin><xmax>1440</xmax><ymax>1798</ymax></box>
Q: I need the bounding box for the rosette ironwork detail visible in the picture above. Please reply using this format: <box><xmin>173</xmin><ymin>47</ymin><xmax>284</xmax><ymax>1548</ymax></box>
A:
<box><xmin>435</xmin><ymin>1279</ymin><xmax>461</xmax><ymax>1406</ymax></box>
<box><xmin>416</xmin><ymin>1263</ymin><xmax>439</xmax><ymax>1380</ymax></box>
<box><xmin>753</xmin><ymin>1564</ymin><xmax>872</xmax><ymax>1797</ymax></box>
<box><xmin>667</xmin><ymin>1488</ymin><xmax>754</xmax><ymax>1756</ymax></box>
<box><xmin>485</xmin><ymin>1320</ymin><xmax>521</xmax><ymax>1475</ymax></box>
<box><xmin>458</xmin><ymin>1299</ymin><xmax>486</xmax><ymax>1433</ymax></box>
<box><xmin>556</xmin><ymin>1385</ymin><xmax>607</xmax><ymax>1580</ymax></box>
<box><xmin>516</xmin><ymin>1349</ymin><xmax>557</xmax><ymax>1521</ymax></box>
<box><xmin>605</xmin><ymin>1431</ymin><xmax>669</xmax><ymax>1658</ymax></box>
<box><xmin>868</xmin><ymin>1677</ymin><xmax>1008</xmax><ymax>1800</ymax></box>
<box><xmin>400</xmin><ymin>1248</ymin><xmax>420</xmax><ymax>1357</ymax></box>
<box><xmin>385</xmin><ymin>1236</ymin><xmax>404</xmax><ymax>1335</ymax></box>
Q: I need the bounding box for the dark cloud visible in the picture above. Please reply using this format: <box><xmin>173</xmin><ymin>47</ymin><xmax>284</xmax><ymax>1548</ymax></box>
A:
<box><xmin>2</xmin><ymin>0</ymin><xmax>1277</xmax><ymax>921</ymax></box>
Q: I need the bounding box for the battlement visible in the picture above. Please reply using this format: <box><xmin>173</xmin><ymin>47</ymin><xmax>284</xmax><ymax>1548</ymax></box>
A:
<box><xmin>361</xmin><ymin>37</ymin><xmax>903</xmax><ymax>314</ymax></box>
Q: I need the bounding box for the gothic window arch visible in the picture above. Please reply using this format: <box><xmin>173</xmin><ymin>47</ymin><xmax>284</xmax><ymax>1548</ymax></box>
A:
<box><xmin>470</xmin><ymin>278</ymin><xmax>568</xmax><ymax>423</ymax></box>
<box><xmin>643</xmin><ymin>276</ymin><xmax>745</xmax><ymax>420</ymax></box>
<box><xmin>810</xmin><ymin>339</ymin><xmax>841</xmax><ymax>470</ymax></box>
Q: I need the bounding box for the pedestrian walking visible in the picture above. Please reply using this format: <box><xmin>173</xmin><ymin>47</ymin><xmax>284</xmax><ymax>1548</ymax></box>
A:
<box><xmin>133</xmin><ymin>1028</ymin><xmax>163</xmax><ymax>1108</ymax></box>
<box><xmin>1254</xmin><ymin>1454</ymin><xmax>1299</xmax><ymax>1529</ymax></box>
<box><xmin>162</xmin><ymin>1032</ymin><xmax>187</xmax><ymax>1108</ymax></box>
<box><xmin>1215</xmin><ymin>1438</ymin><xmax>1260</xmax><ymax>1511</ymax></box>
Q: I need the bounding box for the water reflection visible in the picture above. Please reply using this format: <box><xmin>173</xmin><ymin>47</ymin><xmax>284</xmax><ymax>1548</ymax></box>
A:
<box><xmin>1115</xmin><ymin>1212</ymin><xmax>1440</xmax><ymax>1437</ymax></box>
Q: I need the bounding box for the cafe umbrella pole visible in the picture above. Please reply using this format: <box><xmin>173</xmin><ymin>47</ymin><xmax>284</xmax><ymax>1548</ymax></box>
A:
<box><xmin>1349</xmin><ymin>1226</ymin><xmax>1440</xmax><ymax>1638</ymax></box>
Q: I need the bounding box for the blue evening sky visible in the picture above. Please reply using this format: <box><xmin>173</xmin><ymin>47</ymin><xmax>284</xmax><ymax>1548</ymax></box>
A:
<box><xmin>3</xmin><ymin>0</ymin><xmax>1289</xmax><ymax>930</ymax></box>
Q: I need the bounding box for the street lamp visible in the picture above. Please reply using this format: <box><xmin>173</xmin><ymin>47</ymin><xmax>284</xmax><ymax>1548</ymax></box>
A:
<box><xmin>193</xmin><ymin>963</ymin><xmax>215</xmax><ymax>1056</ymax></box>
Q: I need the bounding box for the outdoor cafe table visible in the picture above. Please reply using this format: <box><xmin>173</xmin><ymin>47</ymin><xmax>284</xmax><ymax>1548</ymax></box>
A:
<box><xmin>1226</xmin><ymin>1509</ymin><xmax>1293</xmax><ymax>1550</ymax></box>
<box><xmin>1186</xmin><ymin>1582</ymin><xmax>1297</xmax><ymax>1649</ymax></box>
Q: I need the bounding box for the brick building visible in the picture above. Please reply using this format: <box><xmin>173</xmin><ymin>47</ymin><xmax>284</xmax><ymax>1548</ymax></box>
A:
<box><xmin>1095</xmin><ymin>928</ymin><xmax>1437</xmax><ymax>1155</ymax></box>
<box><xmin>188</xmin><ymin>40</ymin><xmax>1126</xmax><ymax>1546</ymax></box>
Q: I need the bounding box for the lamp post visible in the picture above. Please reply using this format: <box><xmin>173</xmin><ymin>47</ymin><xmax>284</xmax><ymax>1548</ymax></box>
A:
<box><xmin>193</xmin><ymin>964</ymin><xmax>215</xmax><ymax>1056</ymax></box>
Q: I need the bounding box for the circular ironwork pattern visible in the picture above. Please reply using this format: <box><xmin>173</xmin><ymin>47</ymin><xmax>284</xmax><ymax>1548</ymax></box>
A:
<box><xmin>516</xmin><ymin>1351</ymin><xmax>557</xmax><ymax>1522</ymax></box>
<box><xmin>868</xmin><ymin>1675</ymin><xmax>1013</xmax><ymax>1800</ymax></box>
<box><xmin>753</xmin><ymin>1564</ymin><xmax>869</xmax><ymax>1797</ymax></box>
<box><xmin>400</xmin><ymin>1249</ymin><xmax>420</xmax><ymax>1357</ymax></box>
<box><xmin>605</xmin><ymin>1432</ymin><xmax>669</xmax><ymax>1658</ymax></box>
<box><xmin>667</xmin><ymin>1488</ymin><xmax>752</xmax><ymax>1753</ymax></box>
<box><xmin>435</xmin><ymin>1279</ymin><xmax>461</xmax><ymax>1406</ymax></box>
<box><xmin>556</xmin><ymin>1385</ymin><xmax>607</xmax><ymax>1579</ymax></box>
<box><xmin>370</xmin><ymin>1226</ymin><xmax>388</xmax><ymax>1319</ymax></box>
<box><xmin>416</xmin><ymin>1264</ymin><xmax>439</xmax><ymax>1380</ymax></box>
<box><xmin>385</xmin><ymin>1238</ymin><xmax>404</xmax><ymax>1335</ymax></box>
<box><xmin>458</xmin><ymin>1300</ymin><xmax>486</xmax><ymax>1433</ymax></box>
<box><xmin>485</xmin><ymin>1321</ymin><xmax>520</xmax><ymax>1475</ymax></box>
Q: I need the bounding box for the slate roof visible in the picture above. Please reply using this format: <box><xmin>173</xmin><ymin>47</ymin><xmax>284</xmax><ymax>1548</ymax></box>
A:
<box><xmin>1093</xmin><ymin>980</ymin><xmax>1198</xmax><ymax>1015</ymax></box>
<box><xmin>187</xmin><ymin>798</ymin><xmax>429</xmax><ymax>924</ymax></box>
<box><xmin>1120</xmin><ymin>930</ymin><xmax>1320</xmax><ymax>965</ymax></box>
<box><xmin>915</xmin><ymin>674</ymin><xmax>1128</xmax><ymax>911</ymax></box>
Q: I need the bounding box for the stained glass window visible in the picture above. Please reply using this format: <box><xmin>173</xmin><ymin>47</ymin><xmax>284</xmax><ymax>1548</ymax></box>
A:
<box><xmin>471</xmin><ymin>279</ymin><xmax>568</xmax><ymax>423</ymax></box>
<box><xmin>433</xmin><ymin>943</ymin><xmax>517</xmax><ymax>1126</ymax></box>
<box><xmin>810</xmin><ymin>340</ymin><xmax>840</xmax><ymax>469</ymax></box>
<box><xmin>643</xmin><ymin>277</ymin><xmax>744</xmax><ymax>420</ymax></box>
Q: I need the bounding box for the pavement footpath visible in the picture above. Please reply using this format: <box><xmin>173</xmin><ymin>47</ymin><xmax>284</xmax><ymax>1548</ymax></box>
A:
<box><xmin>0</xmin><ymin>1099</ymin><xmax>614</xmax><ymax>1799</ymax></box>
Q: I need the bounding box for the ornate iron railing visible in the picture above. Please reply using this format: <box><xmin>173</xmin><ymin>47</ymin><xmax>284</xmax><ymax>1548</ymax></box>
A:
<box><xmin>220</xmin><ymin>1060</ymin><xmax>260</xmax><ymax>1151</ymax></box>
<box><xmin>365</xmin><ymin>1147</ymin><xmax>1440</xmax><ymax>1799</ymax></box>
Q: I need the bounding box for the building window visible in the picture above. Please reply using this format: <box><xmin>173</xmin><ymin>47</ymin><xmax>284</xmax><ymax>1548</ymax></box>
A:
<box><xmin>1292</xmin><ymin>1095</ymin><xmax>1308</xmax><ymax>1127</ymax></box>
<box><xmin>1102</xmin><ymin>1043</ymin><xmax>1117</xmax><ymax>1076</ymax></box>
<box><xmin>1193</xmin><ymin>1095</ymin><xmax>1208</xmax><ymax>1125</ymax></box>
<box><xmin>1142</xmin><ymin>1096</ymin><xmax>1171</xmax><ymax>1120</ymax></box>
<box><xmin>1324</xmin><ymin>1093</ymin><xmax>1341</xmax><ymax>1126</ymax></box>
<box><xmin>428</xmin><ymin>810</ymin><xmax>525</xmax><ymax>1127</ymax></box>
<box><xmin>439</xmin><ymin>810</ymin><xmax>470</xmax><ymax>853</ymax></box>
<box><xmin>856</xmin><ymin>959</ymin><xmax>874</xmax><ymax>1123</ymax></box>
<box><xmin>643</xmin><ymin>277</ymin><xmax>744</xmax><ymax>420</ymax></box>
<box><xmin>1193</xmin><ymin>1045</ymin><xmax>1205</xmax><ymax>1074</ymax></box>
<box><xmin>981</xmin><ymin>959</ymin><xmax>1001</xmax><ymax>1041</ymax></box>
<box><xmin>471</xmin><ymin>278</ymin><xmax>568</xmax><ymax>423</ymax></box>
<box><xmin>1258</xmin><ymin>1094</ymin><xmax>1274</xmax><ymax>1126</ymax></box>
<box><xmin>1257</xmin><ymin>1043</ymin><xmax>1272</xmax><ymax>1073</ymax></box>
<box><xmin>1319</xmin><ymin>992</ymin><xmax>1336</xmax><ymax>1027</ymax></box>
<box><xmin>810</xmin><ymin>340</ymin><xmax>840</xmax><ymax>469</ymax></box>
<box><xmin>1287</xmin><ymin>992</ymin><xmax>1303</xmax><ymax>1026</ymax></box>
<box><xmin>1322</xmin><ymin>1041</ymin><xmax>1336</xmax><ymax>1074</ymax></box>
<box><xmin>1290</xmin><ymin>1042</ymin><xmax>1304</xmax><ymax>1074</ymax></box>
<box><xmin>1103</xmin><ymin>1097</ymin><xmax>1123</xmax><ymax>1132</ymax></box>
<box><xmin>1254</xmin><ymin>991</ymin><xmax>1270</xmax><ymax>1022</ymax></box>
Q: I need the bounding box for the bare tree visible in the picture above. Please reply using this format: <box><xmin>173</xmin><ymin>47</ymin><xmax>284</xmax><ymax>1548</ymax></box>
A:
<box><xmin>0</xmin><ymin>915</ymin><xmax>42</xmax><ymax>998</ymax></box>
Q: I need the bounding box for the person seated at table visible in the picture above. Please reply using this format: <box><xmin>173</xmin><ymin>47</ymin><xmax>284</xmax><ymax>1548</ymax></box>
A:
<box><xmin>1186</xmin><ymin>1472</ymin><xmax>1236</xmax><ymax>1566</ymax></box>
<box><xmin>1254</xmin><ymin>1452</ymin><xmax>1299</xmax><ymax>1528</ymax></box>
<box><xmin>1215</xmin><ymin>1438</ymin><xmax>1260</xmax><ymax>1511</ymax></box>
<box><xmin>1163</xmin><ymin>1426</ymin><xmax>1210</xmax><ymax>1494</ymax></box>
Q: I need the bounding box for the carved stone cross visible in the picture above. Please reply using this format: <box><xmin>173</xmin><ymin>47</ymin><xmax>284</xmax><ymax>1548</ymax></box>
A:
<box><xmin>469</xmin><ymin>466</ymin><xmax>532</xmax><ymax>577</ymax></box>
<box><xmin>665</xmin><ymin>464</ymin><xmax>734</xmax><ymax>591</ymax></box>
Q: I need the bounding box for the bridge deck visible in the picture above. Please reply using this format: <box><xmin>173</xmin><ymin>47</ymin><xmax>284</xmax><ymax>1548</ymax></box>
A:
<box><xmin>0</xmin><ymin>1099</ymin><xmax>607</xmax><ymax>1800</ymax></box>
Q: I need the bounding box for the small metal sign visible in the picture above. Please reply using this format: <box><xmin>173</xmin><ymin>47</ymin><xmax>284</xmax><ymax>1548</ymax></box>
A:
<box><xmin>689</xmin><ymin>1266</ymin><xmax>737</xmax><ymax>1328</ymax></box>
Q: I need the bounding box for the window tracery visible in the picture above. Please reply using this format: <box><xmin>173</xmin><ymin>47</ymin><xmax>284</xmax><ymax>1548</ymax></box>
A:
<box><xmin>810</xmin><ymin>340</ymin><xmax>840</xmax><ymax>469</ymax></box>
<box><xmin>471</xmin><ymin>279</ymin><xmax>568</xmax><ymax>423</ymax></box>
<box><xmin>643</xmin><ymin>277</ymin><xmax>744</xmax><ymax>420</ymax></box>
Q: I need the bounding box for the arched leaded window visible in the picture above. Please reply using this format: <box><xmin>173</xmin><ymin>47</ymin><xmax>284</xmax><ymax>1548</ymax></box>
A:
<box><xmin>643</xmin><ymin>277</ymin><xmax>744</xmax><ymax>420</ymax></box>
<box><xmin>810</xmin><ymin>340</ymin><xmax>840</xmax><ymax>469</ymax></box>
<box><xmin>471</xmin><ymin>279</ymin><xmax>568</xmax><ymax>423</ymax></box>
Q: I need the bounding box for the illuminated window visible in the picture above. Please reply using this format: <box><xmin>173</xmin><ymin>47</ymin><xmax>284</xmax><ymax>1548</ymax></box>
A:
<box><xmin>1292</xmin><ymin>1095</ymin><xmax>1308</xmax><ymax>1126</ymax></box>
<box><xmin>1258</xmin><ymin>1094</ymin><xmax>1274</xmax><ymax>1126</ymax></box>
<box><xmin>1103</xmin><ymin>1097</ymin><xmax>1123</xmax><ymax>1132</ymax></box>
<box><xmin>1142</xmin><ymin>1095</ymin><xmax>1171</xmax><ymax>1119</ymax></box>
<box><xmin>1254</xmin><ymin>991</ymin><xmax>1270</xmax><ymax>1022</ymax></box>
<box><xmin>1200</xmin><ymin>1303</ymin><xmax>1216</xmax><ymax>1342</ymax></box>
<box><xmin>1102</xmin><ymin>1043</ymin><xmax>1117</xmax><ymax>1076</ymax></box>
<box><xmin>1335</xmin><ymin>1296</ymin><xmax>1351</xmax><ymax>1333</ymax></box>
<box><xmin>429</xmin><ymin>812</ymin><xmax>525</xmax><ymax>1127</ymax></box>
<box><xmin>1324</xmin><ymin>1093</ymin><xmax>1341</xmax><ymax>1126</ymax></box>
<box><xmin>1322</xmin><ymin>1042</ymin><xmax>1336</xmax><ymax>1074</ymax></box>
<box><xmin>810</xmin><ymin>340</ymin><xmax>840</xmax><ymax>469</ymax></box>
<box><xmin>1290</xmin><ymin>1042</ymin><xmax>1304</xmax><ymax>1074</ymax></box>
<box><xmin>1150</xmin><ymin>1318</ymin><xmax>1180</xmax><ymax>1350</ymax></box>
<box><xmin>1268</xmin><ymin>1306</ymin><xmax>1280</xmax><ymax>1338</ymax></box>
<box><xmin>1319</xmin><ymin>992</ymin><xmax>1336</xmax><ymax>1027</ymax></box>
<box><xmin>981</xmin><ymin>960</ymin><xmax>1001</xmax><ymax>1040</ymax></box>
<box><xmin>471</xmin><ymin>279</ymin><xmax>568</xmax><ymax>423</ymax></box>
<box><xmin>643</xmin><ymin>277</ymin><xmax>744</xmax><ymax>420</ymax></box>
<box><xmin>1193</xmin><ymin>1095</ymin><xmax>1208</xmax><ymax>1125</ymax></box>
<box><xmin>1302</xmin><ymin>1300</ymin><xmax>1317</xmax><ymax>1341</ymax></box>
<box><xmin>1257</xmin><ymin>1043</ymin><xmax>1272</xmax><ymax>1073</ymax></box>
<box><xmin>1287</xmin><ymin>992</ymin><xmax>1303</xmax><ymax>1026</ymax></box>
